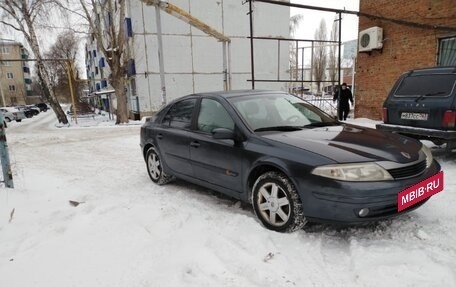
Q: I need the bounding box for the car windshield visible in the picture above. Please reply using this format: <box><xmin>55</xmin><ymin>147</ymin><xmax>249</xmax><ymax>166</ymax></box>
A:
<box><xmin>229</xmin><ymin>93</ymin><xmax>336</xmax><ymax>131</ymax></box>
<box><xmin>395</xmin><ymin>74</ymin><xmax>456</xmax><ymax>97</ymax></box>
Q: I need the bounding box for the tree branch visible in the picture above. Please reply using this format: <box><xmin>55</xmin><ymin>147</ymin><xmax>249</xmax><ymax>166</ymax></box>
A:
<box><xmin>0</xmin><ymin>20</ymin><xmax>22</xmax><ymax>32</ymax></box>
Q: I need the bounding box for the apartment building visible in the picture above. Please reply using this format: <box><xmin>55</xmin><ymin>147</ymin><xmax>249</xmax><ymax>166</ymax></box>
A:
<box><xmin>0</xmin><ymin>39</ymin><xmax>32</xmax><ymax>106</ymax></box>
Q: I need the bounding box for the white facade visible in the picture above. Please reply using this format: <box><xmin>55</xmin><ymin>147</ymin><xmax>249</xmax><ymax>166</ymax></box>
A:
<box><xmin>86</xmin><ymin>0</ymin><xmax>290</xmax><ymax>117</ymax></box>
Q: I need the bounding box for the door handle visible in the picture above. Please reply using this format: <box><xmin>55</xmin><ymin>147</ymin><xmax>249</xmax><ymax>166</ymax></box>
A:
<box><xmin>190</xmin><ymin>141</ymin><xmax>200</xmax><ymax>148</ymax></box>
<box><xmin>157</xmin><ymin>133</ymin><xmax>163</xmax><ymax>139</ymax></box>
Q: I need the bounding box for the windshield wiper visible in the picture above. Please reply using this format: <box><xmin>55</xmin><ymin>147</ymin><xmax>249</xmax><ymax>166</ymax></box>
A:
<box><xmin>302</xmin><ymin>122</ymin><xmax>339</xmax><ymax>128</ymax></box>
<box><xmin>415</xmin><ymin>91</ymin><xmax>446</xmax><ymax>102</ymax></box>
<box><xmin>254</xmin><ymin>126</ymin><xmax>303</xmax><ymax>132</ymax></box>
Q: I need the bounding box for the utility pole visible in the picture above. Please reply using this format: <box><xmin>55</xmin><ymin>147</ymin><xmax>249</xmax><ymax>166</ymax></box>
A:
<box><xmin>155</xmin><ymin>4</ymin><xmax>167</xmax><ymax>106</ymax></box>
<box><xmin>249</xmin><ymin>0</ymin><xmax>255</xmax><ymax>89</ymax></box>
<box><xmin>0</xmin><ymin>81</ymin><xmax>14</xmax><ymax>188</ymax></box>
<box><xmin>66</xmin><ymin>60</ymin><xmax>78</xmax><ymax>124</ymax></box>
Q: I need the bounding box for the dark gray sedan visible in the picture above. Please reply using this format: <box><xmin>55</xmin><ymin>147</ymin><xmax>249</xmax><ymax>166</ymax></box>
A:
<box><xmin>140</xmin><ymin>90</ymin><xmax>441</xmax><ymax>232</ymax></box>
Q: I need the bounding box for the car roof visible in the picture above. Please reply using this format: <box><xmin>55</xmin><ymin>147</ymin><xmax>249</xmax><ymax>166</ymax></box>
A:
<box><xmin>406</xmin><ymin>66</ymin><xmax>456</xmax><ymax>76</ymax></box>
<box><xmin>184</xmin><ymin>90</ymin><xmax>287</xmax><ymax>99</ymax></box>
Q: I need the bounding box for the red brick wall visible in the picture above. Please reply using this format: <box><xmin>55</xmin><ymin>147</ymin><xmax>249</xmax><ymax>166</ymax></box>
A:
<box><xmin>355</xmin><ymin>0</ymin><xmax>456</xmax><ymax>119</ymax></box>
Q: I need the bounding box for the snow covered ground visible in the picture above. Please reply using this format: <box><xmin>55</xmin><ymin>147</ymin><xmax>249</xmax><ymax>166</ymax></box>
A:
<box><xmin>0</xmin><ymin>111</ymin><xmax>455</xmax><ymax>287</ymax></box>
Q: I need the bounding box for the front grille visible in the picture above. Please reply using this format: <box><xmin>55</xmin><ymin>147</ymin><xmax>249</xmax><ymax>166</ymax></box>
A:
<box><xmin>387</xmin><ymin>160</ymin><xmax>427</xmax><ymax>179</ymax></box>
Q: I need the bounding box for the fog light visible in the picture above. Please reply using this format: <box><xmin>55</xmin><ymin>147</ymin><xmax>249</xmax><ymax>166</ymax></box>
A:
<box><xmin>358</xmin><ymin>208</ymin><xmax>370</xmax><ymax>217</ymax></box>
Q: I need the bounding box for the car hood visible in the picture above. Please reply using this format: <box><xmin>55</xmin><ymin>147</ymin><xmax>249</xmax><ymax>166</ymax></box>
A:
<box><xmin>260</xmin><ymin>124</ymin><xmax>421</xmax><ymax>163</ymax></box>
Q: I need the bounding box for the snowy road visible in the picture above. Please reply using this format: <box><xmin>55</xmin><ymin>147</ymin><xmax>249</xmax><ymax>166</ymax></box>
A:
<box><xmin>0</xmin><ymin>111</ymin><xmax>455</xmax><ymax>286</ymax></box>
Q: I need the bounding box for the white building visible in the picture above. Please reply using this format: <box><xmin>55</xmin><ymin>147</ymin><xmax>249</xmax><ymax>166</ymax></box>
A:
<box><xmin>86</xmin><ymin>0</ymin><xmax>290</xmax><ymax>119</ymax></box>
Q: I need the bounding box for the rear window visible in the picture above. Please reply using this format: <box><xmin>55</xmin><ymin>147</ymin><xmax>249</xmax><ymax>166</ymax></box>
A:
<box><xmin>395</xmin><ymin>74</ymin><xmax>456</xmax><ymax>97</ymax></box>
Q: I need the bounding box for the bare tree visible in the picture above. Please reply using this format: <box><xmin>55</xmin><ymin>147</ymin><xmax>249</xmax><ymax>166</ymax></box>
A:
<box><xmin>313</xmin><ymin>19</ymin><xmax>327</xmax><ymax>92</ymax></box>
<box><xmin>78</xmin><ymin>0</ymin><xmax>129</xmax><ymax>124</ymax></box>
<box><xmin>328</xmin><ymin>16</ymin><xmax>339</xmax><ymax>93</ymax></box>
<box><xmin>0</xmin><ymin>0</ymin><xmax>69</xmax><ymax>124</ymax></box>
<box><xmin>44</xmin><ymin>31</ymin><xmax>80</xmax><ymax>103</ymax></box>
<box><xmin>289</xmin><ymin>14</ymin><xmax>303</xmax><ymax>86</ymax></box>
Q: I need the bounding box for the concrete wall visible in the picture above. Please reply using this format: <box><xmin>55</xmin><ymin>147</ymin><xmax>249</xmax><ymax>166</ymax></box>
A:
<box><xmin>355</xmin><ymin>0</ymin><xmax>456</xmax><ymax>119</ymax></box>
<box><xmin>127</xmin><ymin>0</ymin><xmax>290</xmax><ymax>114</ymax></box>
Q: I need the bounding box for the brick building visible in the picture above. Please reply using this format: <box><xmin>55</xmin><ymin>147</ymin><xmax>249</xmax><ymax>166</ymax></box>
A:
<box><xmin>355</xmin><ymin>0</ymin><xmax>456</xmax><ymax>119</ymax></box>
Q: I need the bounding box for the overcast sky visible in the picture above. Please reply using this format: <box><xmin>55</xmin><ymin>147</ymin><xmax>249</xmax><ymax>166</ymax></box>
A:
<box><xmin>291</xmin><ymin>0</ymin><xmax>360</xmax><ymax>42</ymax></box>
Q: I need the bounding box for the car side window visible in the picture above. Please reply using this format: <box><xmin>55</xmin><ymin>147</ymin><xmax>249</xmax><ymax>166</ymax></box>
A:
<box><xmin>162</xmin><ymin>98</ymin><xmax>196</xmax><ymax>129</ymax></box>
<box><xmin>197</xmin><ymin>99</ymin><xmax>235</xmax><ymax>133</ymax></box>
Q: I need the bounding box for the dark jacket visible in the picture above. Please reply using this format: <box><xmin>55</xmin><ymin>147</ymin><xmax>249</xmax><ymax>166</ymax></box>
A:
<box><xmin>333</xmin><ymin>87</ymin><xmax>353</xmax><ymax>107</ymax></box>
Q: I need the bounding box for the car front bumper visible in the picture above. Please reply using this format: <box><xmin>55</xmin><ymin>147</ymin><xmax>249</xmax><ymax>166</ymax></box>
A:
<box><xmin>294</xmin><ymin>160</ymin><xmax>441</xmax><ymax>224</ymax></box>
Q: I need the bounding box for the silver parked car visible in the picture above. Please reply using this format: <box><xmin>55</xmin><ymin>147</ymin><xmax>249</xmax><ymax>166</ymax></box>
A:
<box><xmin>0</xmin><ymin>107</ymin><xmax>27</xmax><ymax>122</ymax></box>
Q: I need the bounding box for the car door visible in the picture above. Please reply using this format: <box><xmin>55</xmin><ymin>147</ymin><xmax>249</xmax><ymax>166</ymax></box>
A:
<box><xmin>189</xmin><ymin>98</ymin><xmax>244</xmax><ymax>193</ymax></box>
<box><xmin>154</xmin><ymin>98</ymin><xmax>197</xmax><ymax>177</ymax></box>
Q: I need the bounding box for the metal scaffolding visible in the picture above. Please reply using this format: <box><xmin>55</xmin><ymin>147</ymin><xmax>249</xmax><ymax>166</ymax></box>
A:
<box><xmin>247</xmin><ymin>0</ymin><xmax>343</xmax><ymax>95</ymax></box>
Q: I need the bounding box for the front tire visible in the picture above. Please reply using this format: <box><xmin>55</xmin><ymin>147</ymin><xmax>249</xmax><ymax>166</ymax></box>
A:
<box><xmin>252</xmin><ymin>171</ymin><xmax>306</xmax><ymax>232</ymax></box>
<box><xmin>146</xmin><ymin>147</ymin><xmax>173</xmax><ymax>185</ymax></box>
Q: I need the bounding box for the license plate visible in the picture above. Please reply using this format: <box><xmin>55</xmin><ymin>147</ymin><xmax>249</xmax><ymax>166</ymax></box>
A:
<box><xmin>401</xmin><ymin>112</ymin><xmax>428</xmax><ymax>121</ymax></box>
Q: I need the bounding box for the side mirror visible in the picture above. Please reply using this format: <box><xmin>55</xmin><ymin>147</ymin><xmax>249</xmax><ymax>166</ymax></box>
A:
<box><xmin>212</xmin><ymin>128</ymin><xmax>235</xmax><ymax>140</ymax></box>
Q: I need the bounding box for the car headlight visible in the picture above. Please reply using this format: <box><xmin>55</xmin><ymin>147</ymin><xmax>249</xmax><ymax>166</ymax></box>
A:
<box><xmin>421</xmin><ymin>144</ymin><xmax>433</xmax><ymax>168</ymax></box>
<box><xmin>311</xmin><ymin>162</ymin><xmax>393</xmax><ymax>181</ymax></box>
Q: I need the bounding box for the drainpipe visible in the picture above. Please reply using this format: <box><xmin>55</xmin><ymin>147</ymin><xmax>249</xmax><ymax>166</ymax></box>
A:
<box><xmin>155</xmin><ymin>5</ymin><xmax>167</xmax><ymax>106</ymax></box>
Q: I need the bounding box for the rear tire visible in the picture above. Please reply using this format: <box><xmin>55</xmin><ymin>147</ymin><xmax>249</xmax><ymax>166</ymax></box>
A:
<box><xmin>252</xmin><ymin>171</ymin><xmax>306</xmax><ymax>232</ymax></box>
<box><xmin>16</xmin><ymin>119</ymin><xmax>22</xmax><ymax>122</ymax></box>
<box><xmin>146</xmin><ymin>147</ymin><xmax>174</xmax><ymax>185</ymax></box>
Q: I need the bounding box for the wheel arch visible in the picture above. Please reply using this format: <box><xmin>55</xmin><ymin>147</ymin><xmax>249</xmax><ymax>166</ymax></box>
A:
<box><xmin>143</xmin><ymin>142</ymin><xmax>155</xmax><ymax>160</ymax></box>
<box><xmin>246</xmin><ymin>160</ymin><xmax>296</xmax><ymax>203</ymax></box>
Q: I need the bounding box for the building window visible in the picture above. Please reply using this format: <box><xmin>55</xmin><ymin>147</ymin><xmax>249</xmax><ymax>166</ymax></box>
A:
<box><xmin>0</xmin><ymin>61</ymin><xmax>11</xmax><ymax>66</ymax></box>
<box><xmin>6</xmin><ymin>72</ymin><xmax>13</xmax><ymax>79</ymax></box>
<box><xmin>438</xmin><ymin>37</ymin><xmax>456</xmax><ymax>66</ymax></box>
<box><xmin>130</xmin><ymin>78</ymin><xmax>137</xmax><ymax>95</ymax></box>
<box><xmin>0</xmin><ymin>46</ymin><xmax>10</xmax><ymax>54</ymax></box>
<box><xmin>127</xmin><ymin>59</ymin><xmax>136</xmax><ymax>76</ymax></box>
<box><xmin>125</xmin><ymin>18</ymin><xmax>133</xmax><ymax>37</ymax></box>
<box><xmin>8</xmin><ymin>85</ymin><xmax>15</xmax><ymax>91</ymax></box>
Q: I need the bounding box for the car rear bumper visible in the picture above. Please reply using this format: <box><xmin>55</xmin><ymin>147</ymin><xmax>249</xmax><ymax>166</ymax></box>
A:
<box><xmin>295</xmin><ymin>160</ymin><xmax>441</xmax><ymax>224</ymax></box>
<box><xmin>376</xmin><ymin>123</ymin><xmax>456</xmax><ymax>140</ymax></box>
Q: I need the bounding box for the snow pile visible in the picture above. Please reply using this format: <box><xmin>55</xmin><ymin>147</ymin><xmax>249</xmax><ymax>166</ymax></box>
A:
<box><xmin>0</xmin><ymin>113</ymin><xmax>455</xmax><ymax>287</ymax></box>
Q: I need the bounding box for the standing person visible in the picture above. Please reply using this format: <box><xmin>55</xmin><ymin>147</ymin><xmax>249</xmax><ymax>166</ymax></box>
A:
<box><xmin>333</xmin><ymin>83</ymin><xmax>354</xmax><ymax>121</ymax></box>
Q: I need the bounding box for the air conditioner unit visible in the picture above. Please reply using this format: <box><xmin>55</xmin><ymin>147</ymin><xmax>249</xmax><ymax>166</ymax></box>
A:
<box><xmin>358</xmin><ymin>26</ymin><xmax>383</xmax><ymax>52</ymax></box>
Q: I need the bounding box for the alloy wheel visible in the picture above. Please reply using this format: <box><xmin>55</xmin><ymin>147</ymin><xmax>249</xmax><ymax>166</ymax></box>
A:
<box><xmin>256</xmin><ymin>182</ymin><xmax>291</xmax><ymax>227</ymax></box>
